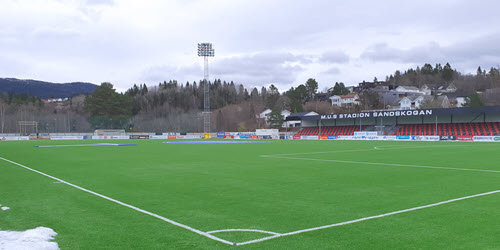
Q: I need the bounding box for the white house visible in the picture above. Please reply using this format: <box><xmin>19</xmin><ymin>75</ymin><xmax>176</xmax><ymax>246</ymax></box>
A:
<box><xmin>258</xmin><ymin>109</ymin><xmax>300</xmax><ymax>127</ymax></box>
<box><xmin>455</xmin><ymin>97</ymin><xmax>466</xmax><ymax>107</ymax></box>
<box><xmin>436</xmin><ymin>83</ymin><xmax>457</xmax><ymax>93</ymax></box>
<box><xmin>398</xmin><ymin>95</ymin><xmax>426</xmax><ymax>110</ymax></box>
<box><xmin>398</xmin><ymin>97</ymin><xmax>412</xmax><ymax>110</ymax></box>
<box><xmin>329</xmin><ymin>94</ymin><xmax>359</xmax><ymax>107</ymax></box>
<box><xmin>447</xmin><ymin>95</ymin><xmax>468</xmax><ymax>107</ymax></box>
<box><xmin>259</xmin><ymin>109</ymin><xmax>272</xmax><ymax>120</ymax></box>
<box><xmin>420</xmin><ymin>85</ymin><xmax>432</xmax><ymax>95</ymax></box>
<box><xmin>394</xmin><ymin>85</ymin><xmax>433</xmax><ymax>95</ymax></box>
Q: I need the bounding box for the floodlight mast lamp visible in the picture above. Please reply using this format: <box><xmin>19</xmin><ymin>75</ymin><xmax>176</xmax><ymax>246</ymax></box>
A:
<box><xmin>198</xmin><ymin>43</ymin><xmax>214</xmax><ymax>134</ymax></box>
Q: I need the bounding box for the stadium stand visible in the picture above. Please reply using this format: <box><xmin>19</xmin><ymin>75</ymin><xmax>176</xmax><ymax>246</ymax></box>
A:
<box><xmin>295</xmin><ymin>122</ymin><xmax>500</xmax><ymax>136</ymax></box>
<box><xmin>295</xmin><ymin>125</ymin><xmax>368</xmax><ymax>136</ymax></box>
<box><xmin>395</xmin><ymin>122</ymin><xmax>500</xmax><ymax>136</ymax></box>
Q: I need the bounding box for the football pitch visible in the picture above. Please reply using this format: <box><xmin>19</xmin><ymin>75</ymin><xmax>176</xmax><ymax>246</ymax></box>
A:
<box><xmin>1</xmin><ymin>139</ymin><xmax>499</xmax><ymax>249</ymax></box>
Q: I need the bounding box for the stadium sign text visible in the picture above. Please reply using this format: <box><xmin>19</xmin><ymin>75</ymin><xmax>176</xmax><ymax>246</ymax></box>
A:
<box><xmin>320</xmin><ymin>109</ymin><xmax>433</xmax><ymax>120</ymax></box>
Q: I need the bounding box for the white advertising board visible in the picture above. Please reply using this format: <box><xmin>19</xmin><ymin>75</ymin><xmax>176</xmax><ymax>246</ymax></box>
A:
<box><xmin>92</xmin><ymin>135</ymin><xmax>129</xmax><ymax>140</ymax></box>
<box><xmin>301</xmin><ymin>135</ymin><xmax>319</xmax><ymax>140</ymax></box>
<box><xmin>0</xmin><ymin>136</ymin><xmax>29</xmax><ymax>141</ymax></box>
<box><xmin>256</xmin><ymin>129</ymin><xmax>279</xmax><ymax>136</ymax></box>
<box><xmin>414</xmin><ymin>136</ymin><xmax>440</xmax><ymax>141</ymax></box>
<box><xmin>354</xmin><ymin>131</ymin><xmax>378</xmax><ymax>136</ymax></box>
<box><xmin>149</xmin><ymin>135</ymin><xmax>168</xmax><ymax>139</ymax></box>
<box><xmin>473</xmin><ymin>136</ymin><xmax>495</xmax><ymax>142</ymax></box>
<box><xmin>50</xmin><ymin>136</ymin><xmax>84</xmax><ymax>140</ymax></box>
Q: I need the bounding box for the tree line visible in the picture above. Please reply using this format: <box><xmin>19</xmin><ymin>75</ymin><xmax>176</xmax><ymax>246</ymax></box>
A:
<box><xmin>1</xmin><ymin>63</ymin><xmax>499</xmax><ymax>133</ymax></box>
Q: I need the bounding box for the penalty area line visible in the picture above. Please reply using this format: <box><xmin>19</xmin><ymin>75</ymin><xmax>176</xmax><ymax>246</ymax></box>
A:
<box><xmin>235</xmin><ymin>189</ymin><xmax>500</xmax><ymax>246</ymax></box>
<box><xmin>0</xmin><ymin>156</ymin><xmax>234</xmax><ymax>246</ymax></box>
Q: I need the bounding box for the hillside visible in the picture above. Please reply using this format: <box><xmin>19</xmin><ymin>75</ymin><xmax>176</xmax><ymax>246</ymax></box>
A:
<box><xmin>0</xmin><ymin>78</ymin><xmax>98</xmax><ymax>98</ymax></box>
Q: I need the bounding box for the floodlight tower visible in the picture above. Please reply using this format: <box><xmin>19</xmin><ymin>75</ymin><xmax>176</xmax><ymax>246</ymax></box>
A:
<box><xmin>198</xmin><ymin>43</ymin><xmax>215</xmax><ymax>133</ymax></box>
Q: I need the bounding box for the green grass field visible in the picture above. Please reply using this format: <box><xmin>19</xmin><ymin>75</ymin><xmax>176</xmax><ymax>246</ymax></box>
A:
<box><xmin>1</xmin><ymin>139</ymin><xmax>499</xmax><ymax>249</ymax></box>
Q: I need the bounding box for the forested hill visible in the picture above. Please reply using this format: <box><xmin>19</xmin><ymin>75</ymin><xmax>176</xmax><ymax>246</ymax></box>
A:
<box><xmin>0</xmin><ymin>78</ymin><xmax>98</xmax><ymax>98</ymax></box>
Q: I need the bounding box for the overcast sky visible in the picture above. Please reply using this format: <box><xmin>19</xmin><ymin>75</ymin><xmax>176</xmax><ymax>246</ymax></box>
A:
<box><xmin>1</xmin><ymin>0</ymin><xmax>499</xmax><ymax>92</ymax></box>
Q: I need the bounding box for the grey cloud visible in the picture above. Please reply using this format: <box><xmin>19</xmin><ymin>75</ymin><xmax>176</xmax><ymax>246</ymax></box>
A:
<box><xmin>84</xmin><ymin>0</ymin><xmax>114</xmax><ymax>6</ymax></box>
<box><xmin>319</xmin><ymin>51</ymin><xmax>350</xmax><ymax>64</ymax></box>
<box><xmin>140</xmin><ymin>64</ymin><xmax>202</xmax><ymax>83</ymax></box>
<box><xmin>361</xmin><ymin>42</ymin><xmax>444</xmax><ymax>63</ymax></box>
<box><xmin>3</xmin><ymin>0</ymin><xmax>500</xmax><ymax>89</ymax></box>
<box><xmin>140</xmin><ymin>52</ymin><xmax>308</xmax><ymax>86</ymax></box>
<box><xmin>31</xmin><ymin>27</ymin><xmax>81</xmax><ymax>39</ymax></box>
<box><xmin>321</xmin><ymin>67</ymin><xmax>341</xmax><ymax>75</ymax></box>
<box><xmin>361</xmin><ymin>33</ymin><xmax>500</xmax><ymax>66</ymax></box>
<box><xmin>211</xmin><ymin>52</ymin><xmax>306</xmax><ymax>85</ymax></box>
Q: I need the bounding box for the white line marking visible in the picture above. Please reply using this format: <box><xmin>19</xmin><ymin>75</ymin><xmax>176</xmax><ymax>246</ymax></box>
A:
<box><xmin>234</xmin><ymin>189</ymin><xmax>500</xmax><ymax>245</ymax></box>
<box><xmin>261</xmin><ymin>155</ymin><xmax>500</xmax><ymax>173</ymax></box>
<box><xmin>262</xmin><ymin>144</ymin><xmax>473</xmax><ymax>158</ymax></box>
<box><xmin>261</xmin><ymin>148</ymin><xmax>377</xmax><ymax>157</ymax></box>
<box><xmin>0</xmin><ymin>156</ymin><xmax>234</xmax><ymax>246</ymax></box>
<box><xmin>207</xmin><ymin>229</ymin><xmax>280</xmax><ymax>236</ymax></box>
<box><xmin>373</xmin><ymin>145</ymin><xmax>472</xmax><ymax>151</ymax></box>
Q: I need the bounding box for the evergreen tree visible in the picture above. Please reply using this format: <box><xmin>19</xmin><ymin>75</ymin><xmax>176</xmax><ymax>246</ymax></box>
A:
<box><xmin>331</xmin><ymin>82</ymin><xmax>349</xmax><ymax>95</ymax></box>
<box><xmin>266</xmin><ymin>84</ymin><xmax>280</xmax><ymax>108</ymax></box>
<box><xmin>441</xmin><ymin>63</ymin><xmax>454</xmax><ymax>82</ymax></box>
<box><xmin>477</xmin><ymin>66</ymin><xmax>483</xmax><ymax>77</ymax></box>
<box><xmin>305</xmin><ymin>78</ymin><xmax>318</xmax><ymax>101</ymax></box>
<box><xmin>464</xmin><ymin>93</ymin><xmax>484</xmax><ymax>107</ymax></box>
<box><xmin>268</xmin><ymin>107</ymin><xmax>284</xmax><ymax>129</ymax></box>
<box><xmin>85</xmin><ymin>83</ymin><xmax>133</xmax><ymax>116</ymax></box>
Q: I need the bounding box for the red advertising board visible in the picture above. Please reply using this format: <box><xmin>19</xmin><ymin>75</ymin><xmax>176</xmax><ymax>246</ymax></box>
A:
<box><xmin>167</xmin><ymin>135</ymin><xmax>177</xmax><ymax>139</ymax></box>
<box><xmin>250</xmin><ymin>135</ymin><xmax>258</xmax><ymax>139</ymax></box>
<box><xmin>319</xmin><ymin>136</ymin><xmax>328</xmax><ymax>140</ymax></box>
<box><xmin>293</xmin><ymin>135</ymin><xmax>301</xmax><ymax>140</ymax></box>
<box><xmin>456</xmin><ymin>136</ymin><xmax>473</xmax><ymax>141</ymax></box>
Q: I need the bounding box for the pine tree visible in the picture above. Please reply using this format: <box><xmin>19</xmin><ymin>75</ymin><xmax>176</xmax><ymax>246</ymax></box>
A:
<box><xmin>268</xmin><ymin>107</ymin><xmax>284</xmax><ymax>129</ymax></box>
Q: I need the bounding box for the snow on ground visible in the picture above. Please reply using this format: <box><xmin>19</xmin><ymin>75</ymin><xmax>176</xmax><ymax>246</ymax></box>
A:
<box><xmin>0</xmin><ymin>227</ymin><xmax>59</xmax><ymax>250</ymax></box>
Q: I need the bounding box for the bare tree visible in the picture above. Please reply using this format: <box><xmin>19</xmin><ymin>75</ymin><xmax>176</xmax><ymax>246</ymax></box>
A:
<box><xmin>0</xmin><ymin>100</ymin><xmax>5</xmax><ymax>133</ymax></box>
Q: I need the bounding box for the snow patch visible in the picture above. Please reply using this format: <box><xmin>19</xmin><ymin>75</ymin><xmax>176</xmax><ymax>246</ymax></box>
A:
<box><xmin>0</xmin><ymin>227</ymin><xmax>59</xmax><ymax>250</ymax></box>
<box><xmin>1</xmin><ymin>207</ymin><xmax>9</xmax><ymax>211</ymax></box>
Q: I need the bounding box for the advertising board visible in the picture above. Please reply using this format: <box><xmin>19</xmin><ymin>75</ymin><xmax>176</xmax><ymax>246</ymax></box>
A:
<box><xmin>301</xmin><ymin>135</ymin><xmax>319</xmax><ymax>140</ymax></box>
<box><xmin>440</xmin><ymin>136</ymin><xmax>456</xmax><ymax>141</ymax></box>
<box><xmin>473</xmin><ymin>136</ymin><xmax>494</xmax><ymax>142</ymax></box>
<box><xmin>149</xmin><ymin>135</ymin><xmax>168</xmax><ymax>139</ymax></box>
<box><xmin>354</xmin><ymin>131</ymin><xmax>378</xmax><ymax>136</ymax></box>
<box><xmin>456</xmin><ymin>136</ymin><xmax>473</xmax><ymax>141</ymax></box>
<box><xmin>130</xmin><ymin>135</ymin><xmax>150</xmax><ymax>139</ymax></box>
<box><xmin>414</xmin><ymin>136</ymin><xmax>440</xmax><ymax>141</ymax></box>
<box><xmin>337</xmin><ymin>136</ymin><xmax>354</xmax><ymax>140</ymax></box>
<box><xmin>50</xmin><ymin>136</ymin><xmax>84</xmax><ymax>140</ymax></box>
<box><xmin>256</xmin><ymin>129</ymin><xmax>279</xmax><ymax>136</ymax></box>
<box><xmin>1</xmin><ymin>136</ymin><xmax>30</xmax><ymax>141</ymax></box>
<box><xmin>396</xmin><ymin>136</ymin><xmax>411</xmax><ymax>140</ymax></box>
<box><xmin>181</xmin><ymin>135</ymin><xmax>203</xmax><ymax>139</ymax></box>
